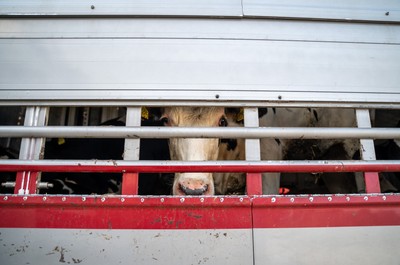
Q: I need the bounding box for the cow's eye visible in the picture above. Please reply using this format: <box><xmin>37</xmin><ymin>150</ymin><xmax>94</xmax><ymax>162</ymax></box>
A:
<box><xmin>219</xmin><ymin>117</ymin><xmax>228</xmax><ymax>127</ymax></box>
<box><xmin>160</xmin><ymin>117</ymin><xmax>169</xmax><ymax>125</ymax></box>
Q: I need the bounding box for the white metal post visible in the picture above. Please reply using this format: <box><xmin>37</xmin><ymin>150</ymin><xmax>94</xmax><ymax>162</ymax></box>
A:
<box><xmin>121</xmin><ymin>107</ymin><xmax>141</xmax><ymax>194</ymax></box>
<box><xmin>356</xmin><ymin>109</ymin><xmax>380</xmax><ymax>193</ymax></box>
<box><xmin>244</xmin><ymin>108</ymin><xmax>262</xmax><ymax>195</ymax></box>
<box><xmin>15</xmin><ymin>106</ymin><xmax>48</xmax><ymax>195</ymax></box>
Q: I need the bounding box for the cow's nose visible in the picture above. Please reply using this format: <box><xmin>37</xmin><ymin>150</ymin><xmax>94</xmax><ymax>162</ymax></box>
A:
<box><xmin>179</xmin><ymin>183</ymin><xmax>208</xmax><ymax>196</ymax></box>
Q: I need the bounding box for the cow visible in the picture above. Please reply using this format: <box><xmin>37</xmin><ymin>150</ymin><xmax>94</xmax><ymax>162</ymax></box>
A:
<box><xmin>259</xmin><ymin>107</ymin><xmax>360</xmax><ymax>194</ymax></box>
<box><xmin>160</xmin><ymin>107</ymin><xmax>269</xmax><ymax>195</ymax></box>
<box><xmin>161</xmin><ymin>106</ymin><xmax>375</xmax><ymax>195</ymax></box>
<box><xmin>41</xmin><ymin>117</ymin><xmax>172</xmax><ymax>195</ymax></box>
<box><xmin>375</xmin><ymin>118</ymin><xmax>400</xmax><ymax>191</ymax></box>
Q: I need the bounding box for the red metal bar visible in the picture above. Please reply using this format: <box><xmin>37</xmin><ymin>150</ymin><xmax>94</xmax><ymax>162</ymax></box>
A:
<box><xmin>252</xmin><ymin>195</ymin><xmax>400</xmax><ymax>228</ymax></box>
<box><xmin>365</xmin><ymin>172</ymin><xmax>381</xmax><ymax>193</ymax></box>
<box><xmin>121</xmin><ymin>172</ymin><xmax>139</xmax><ymax>195</ymax></box>
<box><xmin>0</xmin><ymin>196</ymin><xmax>252</xmax><ymax>229</ymax></box>
<box><xmin>1</xmin><ymin>160</ymin><xmax>400</xmax><ymax>173</ymax></box>
<box><xmin>1</xmin><ymin>195</ymin><xmax>399</xmax><ymax>229</ymax></box>
<box><xmin>246</xmin><ymin>173</ymin><xmax>262</xmax><ymax>195</ymax></box>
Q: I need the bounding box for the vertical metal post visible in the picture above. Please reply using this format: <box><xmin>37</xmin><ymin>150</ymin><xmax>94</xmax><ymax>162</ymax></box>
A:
<box><xmin>356</xmin><ymin>109</ymin><xmax>380</xmax><ymax>193</ymax></box>
<box><xmin>121</xmin><ymin>107</ymin><xmax>141</xmax><ymax>195</ymax></box>
<box><xmin>244</xmin><ymin>108</ymin><xmax>263</xmax><ymax>195</ymax></box>
<box><xmin>14</xmin><ymin>106</ymin><xmax>48</xmax><ymax>195</ymax></box>
<box><xmin>67</xmin><ymin>107</ymin><xmax>77</xmax><ymax>126</ymax></box>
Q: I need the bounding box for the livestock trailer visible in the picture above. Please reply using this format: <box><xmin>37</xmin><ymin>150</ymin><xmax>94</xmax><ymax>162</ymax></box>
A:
<box><xmin>1</xmin><ymin>1</ymin><xmax>400</xmax><ymax>264</ymax></box>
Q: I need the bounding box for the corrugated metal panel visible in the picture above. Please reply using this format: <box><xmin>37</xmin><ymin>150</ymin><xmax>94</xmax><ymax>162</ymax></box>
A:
<box><xmin>1</xmin><ymin>0</ymin><xmax>400</xmax><ymax>22</ymax></box>
<box><xmin>2</xmin><ymin>18</ymin><xmax>399</xmax><ymax>44</ymax></box>
<box><xmin>243</xmin><ymin>0</ymin><xmax>400</xmax><ymax>23</ymax></box>
<box><xmin>1</xmin><ymin>38</ymin><xmax>399</xmax><ymax>106</ymax></box>
<box><xmin>0</xmin><ymin>0</ymin><xmax>243</xmax><ymax>17</ymax></box>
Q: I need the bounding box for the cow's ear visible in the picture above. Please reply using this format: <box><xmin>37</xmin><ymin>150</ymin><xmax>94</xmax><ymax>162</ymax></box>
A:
<box><xmin>225</xmin><ymin>108</ymin><xmax>243</xmax><ymax>123</ymax></box>
<box><xmin>258</xmin><ymin>108</ymin><xmax>268</xmax><ymax>118</ymax></box>
<box><xmin>143</xmin><ymin>107</ymin><xmax>163</xmax><ymax>121</ymax></box>
<box><xmin>141</xmin><ymin>107</ymin><xmax>150</xmax><ymax>120</ymax></box>
<box><xmin>226</xmin><ymin>108</ymin><xmax>268</xmax><ymax>121</ymax></box>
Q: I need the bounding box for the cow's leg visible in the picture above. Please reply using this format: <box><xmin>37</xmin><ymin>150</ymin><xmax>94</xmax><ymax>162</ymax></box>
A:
<box><xmin>260</xmin><ymin>138</ymin><xmax>283</xmax><ymax>195</ymax></box>
<box><xmin>262</xmin><ymin>173</ymin><xmax>280</xmax><ymax>194</ymax></box>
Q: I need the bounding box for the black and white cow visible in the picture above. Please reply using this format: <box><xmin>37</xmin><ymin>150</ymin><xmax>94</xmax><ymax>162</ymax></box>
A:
<box><xmin>41</xmin><ymin>118</ymin><xmax>172</xmax><ymax>195</ymax></box>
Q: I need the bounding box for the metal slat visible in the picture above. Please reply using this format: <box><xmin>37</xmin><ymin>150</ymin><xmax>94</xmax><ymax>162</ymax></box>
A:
<box><xmin>243</xmin><ymin>0</ymin><xmax>400</xmax><ymax>23</ymax></box>
<box><xmin>2</xmin><ymin>18</ymin><xmax>400</xmax><ymax>45</ymax></box>
<box><xmin>356</xmin><ymin>109</ymin><xmax>381</xmax><ymax>193</ymax></box>
<box><xmin>15</xmin><ymin>106</ymin><xmax>48</xmax><ymax>195</ymax></box>
<box><xmin>1</xmin><ymin>160</ymin><xmax>400</xmax><ymax>173</ymax></box>
<box><xmin>0</xmin><ymin>126</ymin><xmax>399</xmax><ymax>139</ymax></box>
<box><xmin>122</xmin><ymin>107</ymin><xmax>141</xmax><ymax>195</ymax></box>
<box><xmin>1</xmin><ymin>39</ymin><xmax>399</xmax><ymax>105</ymax></box>
<box><xmin>244</xmin><ymin>108</ymin><xmax>262</xmax><ymax>195</ymax></box>
<box><xmin>0</xmin><ymin>0</ymin><xmax>242</xmax><ymax>17</ymax></box>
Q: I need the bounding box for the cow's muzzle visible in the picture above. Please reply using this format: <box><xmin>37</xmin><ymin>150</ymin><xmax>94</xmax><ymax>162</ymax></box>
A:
<box><xmin>179</xmin><ymin>183</ymin><xmax>209</xmax><ymax>196</ymax></box>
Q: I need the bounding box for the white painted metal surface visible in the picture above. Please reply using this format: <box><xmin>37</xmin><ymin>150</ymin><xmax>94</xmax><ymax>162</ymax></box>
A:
<box><xmin>243</xmin><ymin>0</ymin><xmax>400</xmax><ymax>22</ymax></box>
<box><xmin>124</xmin><ymin>108</ymin><xmax>141</xmax><ymax>160</ymax></box>
<box><xmin>0</xmin><ymin>228</ymin><xmax>253</xmax><ymax>265</ymax></box>
<box><xmin>1</xmin><ymin>126</ymin><xmax>399</xmax><ymax>139</ymax></box>
<box><xmin>1</xmin><ymin>0</ymin><xmax>399</xmax><ymax>23</ymax></box>
<box><xmin>1</xmin><ymin>2</ymin><xmax>400</xmax><ymax>265</ymax></box>
<box><xmin>0</xmin><ymin>0</ymin><xmax>242</xmax><ymax>17</ymax></box>
<box><xmin>254</xmin><ymin>226</ymin><xmax>400</xmax><ymax>265</ymax></box>
<box><xmin>1</xmin><ymin>18</ymin><xmax>399</xmax><ymax>44</ymax></box>
<box><xmin>1</xmin><ymin>38</ymin><xmax>399</xmax><ymax>106</ymax></box>
<box><xmin>17</xmin><ymin>107</ymin><xmax>48</xmax><ymax>195</ymax></box>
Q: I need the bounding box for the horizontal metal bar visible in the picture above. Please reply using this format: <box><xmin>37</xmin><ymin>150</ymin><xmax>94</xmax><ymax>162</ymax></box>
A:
<box><xmin>1</xmin><ymin>100</ymin><xmax>400</xmax><ymax>109</ymax></box>
<box><xmin>0</xmin><ymin>160</ymin><xmax>399</xmax><ymax>173</ymax></box>
<box><xmin>0</xmin><ymin>126</ymin><xmax>399</xmax><ymax>139</ymax></box>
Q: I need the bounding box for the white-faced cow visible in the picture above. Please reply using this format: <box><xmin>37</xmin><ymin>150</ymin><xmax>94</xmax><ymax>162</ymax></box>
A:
<box><xmin>160</xmin><ymin>107</ymin><xmax>227</xmax><ymax>195</ymax></box>
<box><xmin>161</xmin><ymin>106</ymin><xmax>368</xmax><ymax>196</ymax></box>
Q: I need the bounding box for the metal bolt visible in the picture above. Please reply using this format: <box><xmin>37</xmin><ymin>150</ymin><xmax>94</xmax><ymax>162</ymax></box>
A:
<box><xmin>346</xmin><ymin>196</ymin><xmax>350</xmax><ymax>202</ymax></box>
<box><xmin>91</xmin><ymin>5</ymin><xmax>95</xmax><ymax>10</ymax></box>
<box><xmin>385</xmin><ymin>12</ymin><xmax>390</xmax><ymax>16</ymax></box>
<box><xmin>215</xmin><ymin>94</ymin><xmax>220</xmax><ymax>99</ymax></box>
<box><xmin>290</xmin><ymin>197</ymin><xmax>295</xmax><ymax>203</ymax></box>
<box><xmin>121</xmin><ymin>198</ymin><xmax>125</xmax><ymax>202</ymax></box>
<box><xmin>62</xmin><ymin>197</ymin><xmax>66</xmax><ymax>202</ymax></box>
<box><xmin>271</xmin><ymin>197</ymin><xmax>276</xmax><ymax>203</ymax></box>
<box><xmin>382</xmin><ymin>196</ymin><xmax>387</xmax><ymax>201</ymax></box>
<box><xmin>220</xmin><ymin>198</ymin><xmax>224</xmax><ymax>203</ymax></box>
<box><xmin>101</xmin><ymin>197</ymin><xmax>106</xmax><ymax>202</ymax></box>
<box><xmin>82</xmin><ymin>197</ymin><xmax>86</xmax><ymax>202</ymax></box>
<box><xmin>180</xmin><ymin>198</ymin><xmax>185</xmax><ymax>203</ymax></box>
<box><xmin>3</xmin><ymin>196</ymin><xmax>8</xmax><ymax>201</ymax></box>
<box><xmin>239</xmin><ymin>197</ymin><xmax>243</xmax><ymax>202</ymax></box>
<box><xmin>140</xmin><ymin>198</ymin><xmax>145</xmax><ymax>203</ymax></box>
<box><xmin>43</xmin><ymin>197</ymin><xmax>47</xmax><ymax>201</ymax></box>
<box><xmin>278</xmin><ymin>95</ymin><xmax>282</xmax><ymax>100</ymax></box>
<box><xmin>200</xmin><ymin>198</ymin><xmax>204</xmax><ymax>203</ymax></box>
<box><xmin>328</xmin><ymin>197</ymin><xmax>332</xmax><ymax>202</ymax></box>
<box><xmin>160</xmin><ymin>198</ymin><xmax>164</xmax><ymax>203</ymax></box>
<box><xmin>309</xmin><ymin>197</ymin><xmax>314</xmax><ymax>202</ymax></box>
<box><xmin>364</xmin><ymin>196</ymin><xmax>368</xmax><ymax>201</ymax></box>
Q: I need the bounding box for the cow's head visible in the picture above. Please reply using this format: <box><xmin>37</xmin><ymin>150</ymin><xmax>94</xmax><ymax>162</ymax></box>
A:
<box><xmin>160</xmin><ymin>107</ymin><xmax>229</xmax><ymax>195</ymax></box>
